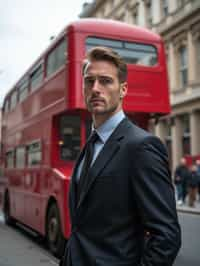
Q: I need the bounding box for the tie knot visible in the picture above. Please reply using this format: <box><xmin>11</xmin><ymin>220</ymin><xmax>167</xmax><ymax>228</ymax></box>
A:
<box><xmin>88</xmin><ymin>130</ymin><xmax>99</xmax><ymax>144</ymax></box>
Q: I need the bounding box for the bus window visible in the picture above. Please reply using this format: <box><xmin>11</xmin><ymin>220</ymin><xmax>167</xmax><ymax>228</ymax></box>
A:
<box><xmin>59</xmin><ymin>115</ymin><xmax>80</xmax><ymax>161</ymax></box>
<box><xmin>10</xmin><ymin>90</ymin><xmax>18</xmax><ymax>111</ymax></box>
<box><xmin>18</xmin><ymin>77</ymin><xmax>29</xmax><ymax>102</ymax></box>
<box><xmin>46</xmin><ymin>38</ymin><xmax>67</xmax><ymax>77</ymax></box>
<box><xmin>86</xmin><ymin>37</ymin><xmax>157</xmax><ymax>66</ymax></box>
<box><xmin>4</xmin><ymin>99</ymin><xmax>10</xmax><ymax>113</ymax></box>
<box><xmin>16</xmin><ymin>146</ymin><xmax>26</xmax><ymax>168</ymax></box>
<box><xmin>27</xmin><ymin>141</ymin><xmax>42</xmax><ymax>166</ymax></box>
<box><xmin>30</xmin><ymin>62</ymin><xmax>43</xmax><ymax>91</ymax></box>
<box><xmin>6</xmin><ymin>150</ymin><xmax>15</xmax><ymax>168</ymax></box>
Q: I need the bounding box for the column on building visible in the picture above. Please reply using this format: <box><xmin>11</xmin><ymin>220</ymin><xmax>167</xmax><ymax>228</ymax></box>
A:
<box><xmin>190</xmin><ymin>110</ymin><xmax>200</xmax><ymax>156</ymax></box>
<box><xmin>187</xmin><ymin>30</ymin><xmax>196</xmax><ymax>84</ymax></box>
<box><xmin>155</xmin><ymin>120</ymin><xmax>173</xmax><ymax>168</ymax></box>
<box><xmin>155</xmin><ymin>120</ymin><xmax>167</xmax><ymax>143</ymax></box>
<box><xmin>138</xmin><ymin>0</ymin><xmax>147</xmax><ymax>27</ymax></box>
<box><xmin>171</xmin><ymin>116</ymin><xmax>183</xmax><ymax>170</ymax></box>
<box><xmin>0</xmin><ymin>109</ymin><xmax>2</xmax><ymax>143</ymax></box>
<box><xmin>168</xmin><ymin>41</ymin><xmax>177</xmax><ymax>91</ymax></box>
<box><xmin>191</xmin><ymin>23</ymin><xmax>200</xmax><ymax>81</ymax></box>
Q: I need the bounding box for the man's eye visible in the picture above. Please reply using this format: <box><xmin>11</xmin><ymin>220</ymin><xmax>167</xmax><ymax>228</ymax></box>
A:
<box><xmin>84</xmin><ymin>78</ymin><xmax>95</xmax><ymax>87</ymax></box>
<box><xmin>99</xmin><ymin>77</ymin><xmax>113</xmax><ymax>85</ymax></box>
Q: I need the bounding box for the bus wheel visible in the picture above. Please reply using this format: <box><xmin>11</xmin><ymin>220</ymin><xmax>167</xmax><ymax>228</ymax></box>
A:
<box><xmin>4</xmin><ymin>193</ymin><xmax>15</xmax><ymax>226</ymax></box>
<box><xmin>46</xmin><ymin>203</ymin><xmax>65</xmax><ymax>258</ymax></box>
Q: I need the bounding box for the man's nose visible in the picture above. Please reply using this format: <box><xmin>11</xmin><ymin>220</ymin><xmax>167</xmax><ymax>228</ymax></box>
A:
<box><xmin>91</xmin><ymin>79</ymin><xmax>100</xmax><ymax>92</ymax></box>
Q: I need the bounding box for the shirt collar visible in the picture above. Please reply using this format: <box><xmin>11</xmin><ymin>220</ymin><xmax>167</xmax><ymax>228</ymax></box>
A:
<box><xmin>92</xmin><ymin>110</ymin><xmax>125</xmax><ymax>144</ymax></box>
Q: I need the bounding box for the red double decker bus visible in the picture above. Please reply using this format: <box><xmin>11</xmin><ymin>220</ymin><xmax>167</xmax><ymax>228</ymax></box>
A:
<box><xmin>0</xmin><ymin>19</ymin><xmax>170</xmax><ymax>257</ymax></box>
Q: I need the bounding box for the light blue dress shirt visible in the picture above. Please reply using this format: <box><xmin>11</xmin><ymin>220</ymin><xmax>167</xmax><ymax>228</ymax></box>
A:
<box><xmin>76</xmin><ymin>110</ymin><xmax>125</xmax><ymax>181</ymax></box>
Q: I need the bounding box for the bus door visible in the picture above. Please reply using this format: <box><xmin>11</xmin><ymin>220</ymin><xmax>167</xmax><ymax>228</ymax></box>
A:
<box><xmin>56</xmin><ymin>114</ymin><xmax>81</xmax><ymax>167</ymax></box>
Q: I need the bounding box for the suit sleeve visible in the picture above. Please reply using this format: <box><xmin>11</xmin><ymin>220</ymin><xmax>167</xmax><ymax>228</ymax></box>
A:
<box><xmin>131</xmin><ymin>136</ymin><xmax>181</xmax><ymax>266</ymax></box>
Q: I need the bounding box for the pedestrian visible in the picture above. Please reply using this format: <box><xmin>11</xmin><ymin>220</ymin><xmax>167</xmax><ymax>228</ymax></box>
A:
<box><xmin>174</xmin><ymin>157</ymin><xmax>189</xmax><ymax>205</ymax></box>
<box><xmin>188</xmin><ymin>164</ymin><xmax>199</xmax><ymax>207</ymax></box>
<box><xmin>60</xmin><ymin>46</ymin><xmax>181</xmax><ymax>266</ymax></box>
<box><xmin>195</xmin><ymin>159</ymin><xmax>200</xmax><ymax>201</ymax></box>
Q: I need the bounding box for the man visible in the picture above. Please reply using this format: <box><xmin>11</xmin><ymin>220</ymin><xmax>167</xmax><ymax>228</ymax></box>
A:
<box><xmin>195</xmin><ymin>159</ymin><xmax>200</xmax><ymax>201</ymax></box>
<box><xmin>187</xmin><ymin>164</ymin><xmax>199</xmax><ymax>207</ymax></box>
<box><xmin>60</xmin><ymin>47</ymin><xmax>181</xmax><ymax>266</ymax></box>
<box><xmin>174</xmin><ymin>157</ymin><xmax>189</xmax><ymax>205</ymax></box>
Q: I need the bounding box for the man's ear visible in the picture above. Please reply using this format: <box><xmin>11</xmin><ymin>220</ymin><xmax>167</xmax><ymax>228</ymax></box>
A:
<box><xmin>120</xmin><ymin>82</ymin><xmax>128</xmax><ymax>99</ymax></box>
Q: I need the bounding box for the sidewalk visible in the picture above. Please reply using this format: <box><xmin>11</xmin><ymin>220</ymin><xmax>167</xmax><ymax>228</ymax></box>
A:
<box><xmin>176</xmin><ymin>197</ymin><xmax>200</xmax><ymax>214</ymax></box>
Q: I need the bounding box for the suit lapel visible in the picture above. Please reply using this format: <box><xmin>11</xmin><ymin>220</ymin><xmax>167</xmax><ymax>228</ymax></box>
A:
<box><xmin>77</xmin><ymin>117</ymin><xmax>130</xmax><ymax>209</ymax></box>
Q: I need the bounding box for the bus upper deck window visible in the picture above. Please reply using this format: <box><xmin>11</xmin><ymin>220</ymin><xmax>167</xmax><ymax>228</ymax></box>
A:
<box><xmin>86</xmin><ymin>37</ymin><xmax>157</xmax><ymax>66</ymax></box>
<box><xmin>46</xmin><ymin>38</ymin><xmax>67</xmax><ymax>77</ymax></box>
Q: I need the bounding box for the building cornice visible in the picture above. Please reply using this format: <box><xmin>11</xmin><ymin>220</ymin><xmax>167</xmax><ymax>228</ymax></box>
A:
<box><xmin>79</xmin><ymin>0</ymin><xmax>106</xmax><ymax>18</ymax></box>
<box><xmin>153</xmin><ymin>2</ymin><xmax>200</xmax><ymax>39</ymax></box>
<box><xmin>171</xmin><ymin>84</ymin><xmax>200</xmax><ymax>108</ymax></box>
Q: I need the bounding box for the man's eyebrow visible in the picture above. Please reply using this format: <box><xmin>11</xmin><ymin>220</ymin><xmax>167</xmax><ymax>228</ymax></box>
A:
<box><xmin>84</xmin><ymin>74</ymin><xmax>113</xmax><ymax>78</ymax></box>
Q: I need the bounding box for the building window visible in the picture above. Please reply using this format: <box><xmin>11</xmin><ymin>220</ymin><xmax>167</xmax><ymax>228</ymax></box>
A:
<box><xmin>146</xmin><ymin>0</ymin><xmax>153</xmax><ymax>26</ymax></box>
<box><xmin>27</xmin><ymin>141</ymin><xmax>42</xmax><ymax>166</ymax></box>
<box><xmin>30</xmin><ymin>62</ymin><xmax>43</xmax><ymax>91</ymax></box>
<box><xmin>182</xmin><ymin>114</ymin><xmax>190</xmax><ymax>155</ymax></box>
<box><xmin>6</xmin><ymin>150</ymin><xmax>14</xmax><ymax>168</ymax></box>
<box><xmin>162</xmin><ymin>0</ymin><xmax>169</xmax><ymax>17</ymax></box>
<box><xmin>133</xmin><ymin>10</ymin><xmax>139</xmax><ymax>25</ymax></box>
<box><xmin>179</xmin><ymin>46</ymin><xmax>188</xmax><ymax>87</ymax></box>
<box><xmin>10</xmin><ymin>90</ymin><xmax>17</xmax><ymax>111</ymax></box>
<box><xmin>18</xmin><ymin>77</ymin><xmax>29</xmax><ymax>102</ymax></box>
<box><xmin>4</xmin><ymin>99</ymin><xmax>10</xmax><ymax>113</ymax></box>
<box><xmin>16</xmin><ymin>146</ymin><xmax>26</xmax><ymax>168</ymax></box>
<box><xmin>46</xmin><ymin>38</ymin><xmax>67</xmax><ymax>77</ymax></box>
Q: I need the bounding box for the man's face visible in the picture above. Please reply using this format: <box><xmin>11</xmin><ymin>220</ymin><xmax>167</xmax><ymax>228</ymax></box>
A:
<box><xmin>83</xmin><ymin>60</ymin><xmax>127</xmax><ymax>121</ymax></box>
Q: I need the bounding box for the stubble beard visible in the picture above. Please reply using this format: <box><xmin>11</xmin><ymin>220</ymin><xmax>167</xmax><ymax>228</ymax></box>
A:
<box><xmin>90</xmin><ymin>101</ymin><xmax>122</xmax><ymax>123</ymax></box>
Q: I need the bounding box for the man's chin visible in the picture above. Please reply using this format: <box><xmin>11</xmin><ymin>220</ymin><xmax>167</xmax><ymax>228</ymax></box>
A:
<box><xmin>90</xmin><ymin>107</ymin><xmax>106</xmax><ymax>115</ymax></box>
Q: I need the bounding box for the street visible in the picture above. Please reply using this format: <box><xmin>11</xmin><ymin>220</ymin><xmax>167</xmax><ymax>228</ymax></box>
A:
<box><xmin>174</xmin><ymin>209</ymin><xmax>200</xmax><ymax>266</ymax></box>
<box><xmin>0</xmin><ymin>212</ymin><xmax>58</xmax><ymax>266</ymax></box>
<box><xmin>0</xmin><ymin>209</ymin><xmax>200</xmax><ymax>265</ymax></box>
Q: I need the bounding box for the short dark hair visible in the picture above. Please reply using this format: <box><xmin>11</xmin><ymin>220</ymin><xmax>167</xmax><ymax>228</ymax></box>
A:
<box><xmin>82</xmin><ymin>46</ymin><xmax>127</xmax><ymax>83</ymax></box>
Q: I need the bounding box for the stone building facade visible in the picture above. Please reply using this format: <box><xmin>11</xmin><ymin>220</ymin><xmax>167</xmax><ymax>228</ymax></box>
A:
<box><xmin>0</xmin><ymin>108</ymin><xmax>2</xmax><ymax>147</ymax></box>
<box><xmin>80</xmin><ymin>0</ymin><xmax>200</xmax><ymax>170</ymax></box>
<box><xmin>0</xmin><ymin>108</ymin><xmax>2</xmax><ymax>168</ymax></box>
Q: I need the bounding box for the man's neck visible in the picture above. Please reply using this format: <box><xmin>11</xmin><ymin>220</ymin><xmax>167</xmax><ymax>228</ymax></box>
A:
<box><xmin>93</xmin><ymin>109</ymin><xmax>123</xmax><ymax>129</ymax></box>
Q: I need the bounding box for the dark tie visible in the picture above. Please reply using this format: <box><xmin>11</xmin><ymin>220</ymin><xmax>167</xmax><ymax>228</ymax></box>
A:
<box><xmin>77</xmin><ymin>131</ymin><xmax>99</xmax><ymax>199</ymax></box>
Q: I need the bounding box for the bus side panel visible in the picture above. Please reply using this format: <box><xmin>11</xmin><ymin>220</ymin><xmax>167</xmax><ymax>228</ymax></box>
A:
<box><xmin>125</xmin><ymin>66</ymin><xmax>170</xmax><ymax>113</ymax></box>
<box><xmin>0</xmin><ymin>170</ymin><xmax>6</xmax><ymax>210</ymax></box>
<box><xmin>22</xmin><ymin>115</ymin><xmax>52</xmax><ymax>233</ymax></box>
<box><xmin>4</xmin><ymin>169</ymin><xmax>25</xmax><ymax>222</ymax></box>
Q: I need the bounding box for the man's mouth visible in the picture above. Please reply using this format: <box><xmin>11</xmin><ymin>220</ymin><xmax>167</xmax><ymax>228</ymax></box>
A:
<box><xmin>90</xmin><ymin>98</ymin><xmax>104</xmax><ymax>104</ymax></box>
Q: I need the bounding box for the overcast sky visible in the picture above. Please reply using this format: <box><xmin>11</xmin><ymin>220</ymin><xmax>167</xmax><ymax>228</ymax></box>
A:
<box><xmin>0</xmin><ymin>0</ymin><xmax>92</xmax><ymax>107</ymax></box>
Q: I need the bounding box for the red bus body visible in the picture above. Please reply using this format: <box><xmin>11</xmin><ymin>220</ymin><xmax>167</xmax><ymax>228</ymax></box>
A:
<box><xmin>0</xmin><ymin>19</ymin><xmax>170</xmax><ymax>256</ymax></box>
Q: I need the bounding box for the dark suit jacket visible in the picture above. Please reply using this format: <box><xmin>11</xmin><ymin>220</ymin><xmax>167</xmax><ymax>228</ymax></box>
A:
<box><xmin>60</xmin><ymin>117</ymin><xmax>181</xmax><ymax>266</ymax></box>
